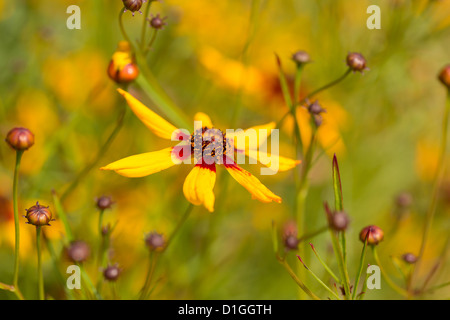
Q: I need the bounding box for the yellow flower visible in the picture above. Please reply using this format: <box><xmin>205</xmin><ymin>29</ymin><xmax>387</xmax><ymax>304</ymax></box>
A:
<box><xmin>101</xmin><ymin>89</ymin><xmax>300</xmax><ymax>212</ymax></box>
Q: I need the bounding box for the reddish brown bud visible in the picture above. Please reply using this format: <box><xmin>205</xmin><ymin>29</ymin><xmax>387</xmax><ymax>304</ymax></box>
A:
<box><xmin>103</xmin><ymin>264</ymin><xmax>121</xmax><ymax>281</ymax></box>
<box><xmin>148</xmin><ymin>14</ymin><xmax>167</xmax><ymax>29</ymax></box>
<box><xmin>330</xmin><ymin>211</ymin><xmax>350</xmax><ymax>231</ymax></box>
<box><xmin>5</xmin><ymin>127</ymin><xmax>35</xmax><ymax>151</ymax></box>
<box><xmin>438</xmin><ymin>65</ymin><xmax>450</xmax><ymax>89</ymax></box>
<box><xmin>402</xmin><ymin>253</ymin><xmax>417</xmax><ymax>264</ymax></box>
<box><xmin>96</xmin><ymin>196</ymin><xmax>114</xmax><ymax>210</ymax></box>
<box><xmin>284</xmin><ymin>235</ymin><xmax>299</xmax><ymax>250</ymax></box>
<box><xmin>291</xmin><ymin>51</ymin><xmax>311</xmax><ymax>66</ymax></box>
<box><xmin>107</xmin><ymin>41</ymin><xmax>139</xmax><ymax>84</ymax></box>
<box><xmin>24</xmin><ymin>202</ymin><xmax>53</xmax><ymax>226</ymax></box>
<box><xmin>67</xmin><ymin>241</ymin><xmax>90</xmax><ymax>263</ymax></box>
<box><xmin>122</xmin><ymin>0</ymin><xmax>145</xmax><ymax>15</ymax></box>
<box><xmin>145</xmin><ymin>232</ymin><xmax>165</xmax><ymax>251</ymax></box>
<box><xmin>359</xmin><ymin>225</ymin><xmax>384</xmax><ymax>245</ymax></box>
<box><xmin>346</xmin><ymin>52</ymin><xmax>367</xmax><ymax>73</ymax></box>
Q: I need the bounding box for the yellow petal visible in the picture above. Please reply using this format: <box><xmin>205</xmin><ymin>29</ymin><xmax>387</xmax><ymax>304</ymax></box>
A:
<box><xmin>245</xmin><ymin>149</ymin><xmax>301</xmax><ymax>172</ymax></box>
<box><xmin>117</xmin><ymin>88</ymin><xmax>179</xmax><ymax>140</ymax></box>
<box><xmin>224</xmin><ymin>160</ymin><xmax>281</xmax><ymax>203</ymax></box>
<box><xmin>100</xmin><ymin>147</ymin><xmax>178</xmax><ymax>178</ymax></box>
<box><xmin>194</xmin><ymin>112</ymin><xmax>213</xmax><ymax>128</ymax></box>
<box><xmin>230</xmin><ymin>121</ymin><xmax>276</xmax><ymax>150</ymax></box>
<box><xmin>183</xmin><ymin>164</ymin><xmax>216</xmax><ymax>212</ymax></box>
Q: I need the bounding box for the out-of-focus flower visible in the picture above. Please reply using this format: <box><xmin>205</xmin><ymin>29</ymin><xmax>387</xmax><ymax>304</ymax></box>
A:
<box><xmin>145</xmin><ymin>231</ymin><xmax>165</xmax><ymax>251</ymax></box>
<box><xmin>5</xmin><ymin>127</ymin><xmax>35</xmax><ymax>151</ymax></box>
<box><xmin>66</xmin><ymin>240</ymin><xmax>90</xmax><ymax>263</ymax></box>
<box><xmin>330</xmin><ymin>211</ymin><xmax>350</xmax><ymax>231</ymax></box>
<box><xmin>346</xmin><ymin>52</ymin><xmax>368</xmax><ymax>73</ymax></box>
<box><xmin>402</xmin><ymin>252</ymin><xmax>417</xmax><ymax>264</ymax></box>
<box><xmin>24</xmin><ymin>202</ymin><xmax>53</xmax><ymax>227</ymax></box>
<box><xmin>291</xmin><ymin>51</ymin><xmax>311</xmax><ymax>66</ymax></box>
<box><xmin>101</xmin><ymin>89</ymin><xmax>300</xmax><ymax>212</ymax></box>
<box><xmin>438</xmin><ymin>65</ymin><xmax>450</xmax><ymax>89</ymax></box>
<box><xmin>148</xmin><ymin>13</ymin><xmax>167</xmax><ymax>29</ymax></box>
<box><xmin>359</xmin><ymin>225</ymin><xmax>384</xmax><ymax>245</ymax></box>
<box><xmin>282</xmin><ymin>220</ymin><xmax>298</xmax><ymax>250</ymax></box>
<box><xmin>96</xmin><ymin>195</ymin><xmax>114</xmax><ymax>211</ymax></box>
<box><xmin>107</xmin><ymin>41</ymin><xmax>139</xmax><ymax>84</ymax></box>
<box><xmin>103</xmin><ymin>264</ymin><xmax>121</xmax><ymax>281</ymax></box>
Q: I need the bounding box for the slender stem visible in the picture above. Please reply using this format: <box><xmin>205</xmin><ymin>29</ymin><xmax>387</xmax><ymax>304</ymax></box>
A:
<box><xmin>412</xmin><ymin>92</ymin><xmax>450</xmax><ymax>288</ymax></box>
<box><xmin>309</xmin><ymin>243</ymin><xmax>340</xmax><ymax>283</ymax></box>
<box><xmin>61</xmin><ymin>104</ymin><xmax>126</xmax><ymax>201</ymax></box>
<box><xmin>79</xmin><ymin>264</ymin><xmax>102</xmax><ymax>300</ymax></box>
<box><xmin>357</xmin><ymin>264</ymin><xmax>370</xmax><ymax>300</ymax></box>
<box><xmin>140</xmin><ymin>251</ymin><xmax>159</xmax><ymax>299</ymax></box>
<box><xmin>164</xmin><ymin>203</ymin><xmax>194</xmax><ymax>251</ymax></box>
<box><xmin>140</xmin><ymin>1</ymin><xmax>152</xmax><ymax>51</ymax></box>
<box><xmin>277</xmin><ymin>256</ymin><xmax>320</xmax><ymax>300</ymax></box>
<box><xmin>352</xmin><ymin>239</ymin><xmax>368</xmax><ymax>300</ymax></box>
<box><xmin>297</xmin><ymin>256</ymin><xmax>341</xmax><ymax>300</ymax></box>
<box><xmin>144</xmin><ymin>29</ymin><xmax>158</xmax><ymax>55</ymax></box>
<box><xmin>372</xmin><ymin>246</ymin><xmax>410</xmax><ymax>297</ymax></box>
<box><xmin>119</xmin><ymin>8</ymin><xmax>132</xmax><ymax>44</ymax></box>
<box><xmin>36</xmin><ymin>226</ymin><xmax>44</xmax><ymax>300</ymax></box>
<box><xmin>12</xmin><ymin>150</ymin><xmax>24</xmax><ymax>300</ymax></box>
<box><xmin>297</xmin><ymin>226</ymin><xmax>328</xmax><ymax>243</ymax></box>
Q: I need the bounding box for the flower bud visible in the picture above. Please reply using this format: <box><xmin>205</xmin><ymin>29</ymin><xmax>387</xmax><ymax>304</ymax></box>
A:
<box><xmin>291</xmin><ymin>51</ymin><xmax>311</xmax><ymax>66</ymax></box>
<box><xmin>67</xmin><ymin>240</ymin><xmax>90</xmax><ymax>263</ymax></box>
<box><xmin>308</xmin><ymin>100</ymin><xmax>326</xmax><ymax>115</ymax></box>
<box><xmin>330</xmin><ymin>211</ymin><xmax>350</xmax><ymax>231</ymax></box>
<box><xmin>122</xmin><ymin>0</ymin><xmax>146</xmax><ymax>16</ymax></box>
<box><xmin>346</xmin><ymin>52</ymin><xmax>367</xmax><ymax>73</ymax></box>
<box><xmin>148</xmin><ymin>14</ymin><xmax>167</xmax><ymax>29</ymax></box>
<box><xmin>96</xmin><ymin>195</ymin><xmax>114</xmax><ymax>210</ymax></box>
<box><xmin>5</xmin><ymin>127</ymin><xmax>35</xmax><ymax>151</ymax></box>
<box><xmin>145</xmin><ymin>232</ymin><xmax>165</xmax><ymax>251</ymax></box>
<box><xmin>402</xmin><ymin>253</ymin><xmax>417</xmax><ymax>264</ymax></box>
<box><xmin>107</xmin><ymin>41</ymin><xmax>139</xmax><ymax>84</ymax></box>
<box><xmin>103</xmin><ymin>264</ymin><xmax>121</xmax><ymax>281</ymax></box>
<box><xmin>24</xmin><ymin>202</ymin><xmax>53</xmax><ymax>226</ymax></box>
<box><xmin>284</xmin><ymin>235</ymin><xmax>299</xmax><ymax>250</ymax></box>
<box><xmin>438</xmin><ymin>65</ymin><xmax>450</xmax><ymax>89</ymax></box>
<box><xmin>282</xmin><ymin>221</ymin><xmax>298</xmax><ymax>250</ymax></box>
<box><xmin>359</xmin><ymin>225</ymin><xmax>384</xmax><ymax>245</ymax></box>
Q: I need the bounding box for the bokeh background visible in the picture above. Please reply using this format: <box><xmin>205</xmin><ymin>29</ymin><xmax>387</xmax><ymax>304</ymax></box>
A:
<box><xmin>0</xmin><ymin>0</ymin><xmax>449</xmax><ymax>299</ymax></box>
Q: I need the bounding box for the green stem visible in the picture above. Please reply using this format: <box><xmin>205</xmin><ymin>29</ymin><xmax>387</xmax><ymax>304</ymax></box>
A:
<box><xmin>297</xmin><ymin>256</ymin><xmax>341</xmax><ymax>300</ymax></box>
<box><xmin>119</xmin><ymin>8</ymin><xmax>132</xmax><ymax>44</ymax></box>
<box><xmin>309</xmin><ymin>243</ymin><xmax>340</xmax><ymax>283</ymax></box>
<box><xmin>277</xmin><ymin>256</ymin><xmax>320</xmax><ymax>300</ymax></box>
<box><xmin>36</xmin><ymin>226</ymin><xmax>44</xmax><ymax>300</ymax></box>
<box><xmin>412</xmin><ymin>92</ymin><xmax>450</xmax><ymax>288</ymax></box>
<box><xmin>79</xmin><ymin>264</ymin><xmax>102</xmax><ymax>300</ymax></box>
<box><xmin>357</xmin><ymin>264</ymin><xmax>370</xmax><ymax>300</ymax></box>
<box><xmin>140</xmin><ymin>1</ymin><xmax>152</xmax><ymax>51</ymax></box>
<box><xmin>61</xmin><ymin>104</ymin><xmax>126</xmax><ymax>202</ymax></box>
<box><xmin>352</xmin><ymin>239</ymin><xmax>368</xmax><ymax>300</ymax></box>
<box><xmin>140</xmin><ymin>251</ymin><xmax>159</xmax><ymax>299</ymax></box>
<box><xmin>164</xmin><ymin>203</ymin><xmax>194</xmax><ymax>251</ymax></box>
<box><xmin>372</xmin><ymin>246</ymin><xmax>410</xmax><ymax>297</ymax></box>
<box><xmin>12</xmin><ymin>150</ymin><xmax>24</xmax><ymax>300</ymax></box>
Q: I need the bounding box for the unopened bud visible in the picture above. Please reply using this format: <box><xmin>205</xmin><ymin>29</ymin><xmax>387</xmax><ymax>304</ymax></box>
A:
<box><xmin>96</xmin><ymin>195</ymin><xmax>114</xmax><ymax>210</ymax></box>
<box><xmin>122</xmin><ymin>0</ymin><xmax>146</xmax><ymax>16</ymax></box>
<box><xmin>438</xmin><ymin>65</ymin><xmax>450</xmax><ymax>89</ymax></box>
<box><xmin>67</xmin><ymin>240</ymin><xmax>90</xmax><ymax>263</ymax></box>
<box><xmin>145</xmin><ymin>232</ymin><xmax>165</xmax><ymax>251</ymax></box>
<box><xmin>291</xmin><ymin>51</ymin><xmax>311</xmax><ymax>66</ymax></box>
<box><xmin>103</xmin><ymin>264</ymin><xmax>121</xmax><ymax>281</ymax></box>
<box><xmin>107</xmin><ymin>41</ymin><xmax>139</xmax><ymax>84</ymax></box>
<box><xmin>359</xmin><ymin>225</ymin><xmax>384</xmax><ymax>245</ymax></box>
<box><xmin>346</xmin><ymin>52</ymin><xmax>367</xmax><ymax>73</ymax></box>
<box><xmin>148</xmin><ymin>14</ymin><xmax>167</xmax><ymax>29</ymax></box>
<box><xmin>24</xmin><ymin>202</ymin><xmax>53</xmax><ymax>227</ymax></box>
<box><xmin>5</xmin><ymin>127</ymin><xmax>35</xmax><ymax>151</ymax></box>
<box><xmin>402</xmin><ymin>253</ymin><xmax>417</xmax><ymax>264</ymax></box>
<box><xmin>330</xmin><ymin>211</ymin><xmax>350</xmax><ymax>231</ymax></box>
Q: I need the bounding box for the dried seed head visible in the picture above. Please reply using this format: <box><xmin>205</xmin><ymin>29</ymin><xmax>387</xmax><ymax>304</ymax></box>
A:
<box><xmin>145</xmin><ymin>232</ymin><xmax>165</xmax><ymax>251</ymax></box>
<box><xmin>148</xmin><ymin>14</ymin><xmax>167</xmax><ymax>29</ymax></box>
<box><xmin>438</xmin><ymin>65</ymin><xmax>450</xmax><ymax>89</ymax></box>
<box><xmin>24</xmin><ymin>202</ymin><xmax>53</xmax><ymax>226</ymax></box>
<box><xmin>346</xmin><ymin>52</ymin><xmax>367</xmax><ymax>73</ymax></box>
<box><xmin>359</xmin><ymin>225</ymin><xmax>384</xmax><ymax>245</ymax></box>
<box><xmin>107</xmin><ymin>41</ymin><xmax>139</xmax><ymax>84</ymax></box>
<box><xmin>291</xmin><ymin>51</ymin><xmax>311</xmax><ymax>66</ymax></box>
<box><xmin>103</xmin><ymin>264</ymin><xmax>121</xmax><ymax>281</ymax></box>
<box><xmin>122</xmin><ymin>0</ymin><xmax>146</xmax><ymax>15</ymax></box>
<box><xmin>5</xmin><ymin>127</ymin><xmax>35</xmax><ymax>151</ymax></box>
<box><xmin>330</xmin><ymin>211</ymin><xmax>350</xmax><ymax>231</ymax></box>
<box><xmin>67</xmin><ymin>241</ymin><xmax>90</xmax><ymax>263</ymax></box>
<box><xmin>402</xmin><ymin>253</ymin><xmax>417</xmax><ymax>264</ymax></box>
<box><xmin>96</xmin><ymin>196</ymin><xmax>114</xmax><ymax>210</ymax></box>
